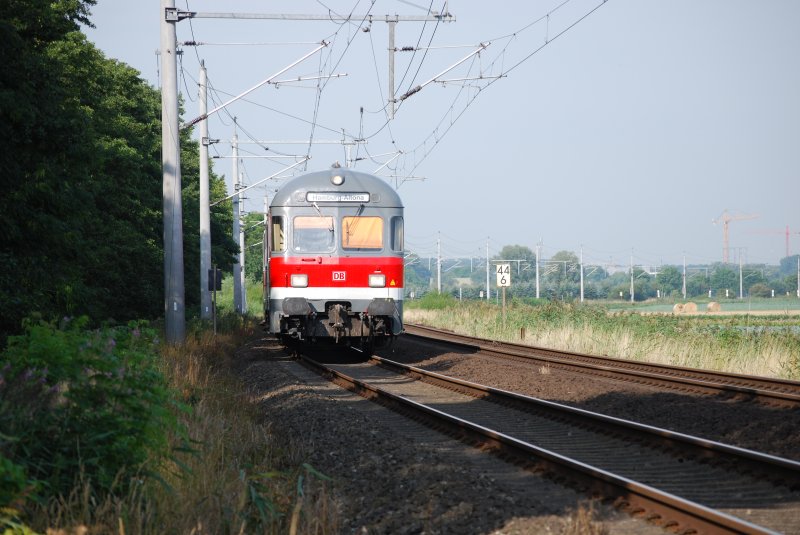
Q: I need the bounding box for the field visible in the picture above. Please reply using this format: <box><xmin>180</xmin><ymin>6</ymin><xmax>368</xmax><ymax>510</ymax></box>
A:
<box><xmin>606</xmin><ymin>297</ymin><xmax>800</xmax><ymax>315</ymax></box>
<box><xmin>405</xmin><ymin>296</ymin><xmax>800</xmax><ymax>380</ymax></box>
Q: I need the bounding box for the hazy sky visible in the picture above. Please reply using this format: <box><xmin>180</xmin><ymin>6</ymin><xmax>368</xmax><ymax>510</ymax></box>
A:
<box><xmin>84</xmin><ymin>1</ymin><xmax>799</xmax><ymax>268</ymax></box>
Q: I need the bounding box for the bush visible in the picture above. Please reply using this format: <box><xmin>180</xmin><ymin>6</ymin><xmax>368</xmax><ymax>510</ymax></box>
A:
<box><xmin>749</xmin><ymin>283</ymin><xmax>772</xmax><ymax>298</ymax></box>
<box><xmin>414</xmin><ymin>292</ymin><xmax>458</xmax><ymax>310</ymax></box>
<box><xmin>0</xmin><ymin>317</ymin><xmax>182</xmax><ymax>511</ymax></box>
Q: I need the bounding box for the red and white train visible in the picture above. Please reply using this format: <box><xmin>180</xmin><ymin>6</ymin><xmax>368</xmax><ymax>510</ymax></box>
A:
<box><xmin>263</xmin><ymin>167</ymin><xmax>404</xmax><ymax>348</ymax></box>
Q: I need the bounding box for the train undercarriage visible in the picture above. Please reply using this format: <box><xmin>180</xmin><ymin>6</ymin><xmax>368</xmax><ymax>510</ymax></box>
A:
<box><xmin>273</xmin><ymin>297</ymin><xmax>400</xmax><ymax>352</ymax></box>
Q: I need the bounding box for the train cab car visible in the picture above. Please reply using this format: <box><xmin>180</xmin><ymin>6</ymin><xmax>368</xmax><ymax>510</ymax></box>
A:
<box><xmin>264</xmin><ymin>168</ymin><xmax>404</xmax><ymax>348</ymax></box>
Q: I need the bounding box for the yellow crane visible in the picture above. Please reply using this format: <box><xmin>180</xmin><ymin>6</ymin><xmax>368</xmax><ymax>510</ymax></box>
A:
<box><xmin>712</xmin><ymin>209</ymin><xmax>758</xmax><ymax>263</ymax></box>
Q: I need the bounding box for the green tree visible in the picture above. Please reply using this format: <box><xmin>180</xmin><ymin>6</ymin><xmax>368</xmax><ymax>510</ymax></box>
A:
<box><xmin>497</xmin><ymin>245</ymin><xmax>535</xmax><ymax>283</ymax></box>
<box><xmin>686</xmin><ymin>274</ymin><xmax>709</xmax><ymax>298</ymax></box>
<box><xmin>710</xmin><ymin>266</ymin><xmax>737</xmax><ymax>296</ymax></box>
<box><xmin>0</xmin><ymin>0</ymin><xmax>98</xmax><ymax>341</ymax></box>
<box><xmin>749</xmin><ymin>283</ymin><xmax>772</xmax><ymax>298</ymax></box>
<box><xmin>243</xmin><ymin>212</ymin><xmax>265</xmax><ymax>283</ymax></box>
<box><xmin>783</xmin><ymin>275</ymin><xmax>799</xmax><ymax>296</ymax></box>
<box><xmin>404</xmin><ymin>254</ymin><xmax>432</xmax><ymax>298</ymax></box>
<box><xmin>543</xmin><ymin>250</ymin><xmax>579</xmax><ymax>299</ymax></box>
<box><xmin>656</xmin><ymin>266</ymin><xmax>682</xmax><ymax>296</ymax></box>
<box><xmin>0</xmin><ymin>4</ymin><xmax>237</xmax><ymax>342</ymax></box>
<box><xmin>633</xmin><ymin>269</ymin><xmax>656</xmax><ymax>301</ymax></box>
<box><xmin>779</xmin><ymin>255</ymin><xmax>800</xmax><ymax>277</ymax></box>
<box><xmin>498</xmin><ymin>245</ymin><xmax>534</xmax><ymax>261</ymax></box>
<box><xmin>180</xmin><ymin>136</ymin><xmax>238</xmax><ymax>310</ymax></box>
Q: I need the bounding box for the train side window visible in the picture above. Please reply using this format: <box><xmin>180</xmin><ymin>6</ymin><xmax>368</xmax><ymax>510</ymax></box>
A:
<box><xmin>271</xmin><ymin>216</ymin><xmax>285</xmax><ymax>252</ymax></box>
<box><xmin>293</xmin><ymin>216</ymin><xmax>335</xmax><ymax>252</ymax></box>
<box><xmin>342</xmin><ymin>216</ymin><xmax>383</xmax><ymax>250</ymax></box>
<box><xmin>391</xmin><ymin>216</ymin><xmax>404</xmax><ymax>252</ymax></box>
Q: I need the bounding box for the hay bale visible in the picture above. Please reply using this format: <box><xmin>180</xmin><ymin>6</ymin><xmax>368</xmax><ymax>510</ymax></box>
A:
<box><xmin>672</xmin><ymin>303</ymin><xmax>684</xmax><ymax>314</ymax></box>
<box><xmin>683</xmin><ymin>302</ymin><xmax>698</xmax><ymax>313</ymax></box>
<box><xmin>707</xmin><ymin>301</ymin><xmax>721</xmax><ymax>312</ymax></box>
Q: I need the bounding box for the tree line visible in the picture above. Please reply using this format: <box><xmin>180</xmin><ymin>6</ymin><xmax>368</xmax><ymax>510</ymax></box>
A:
<box><xmin>0</xmin><ymin>0</ymin><xmax>238</xmax><ymax>344</ymax></box>
<box><xmin>405</xmin><ymin>245</ymin><xmax>800</xmax><ymax>302</ymax></box>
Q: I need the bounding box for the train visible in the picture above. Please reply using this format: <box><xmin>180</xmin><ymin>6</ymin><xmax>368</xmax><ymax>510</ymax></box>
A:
<box><xmin>262</xmin><ymin>166</ymin><xmax>404</xmax><ymax>349</ymax></box>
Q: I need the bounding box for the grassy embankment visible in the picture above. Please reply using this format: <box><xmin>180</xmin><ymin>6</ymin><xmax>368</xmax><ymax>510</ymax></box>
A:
<box><xmin>2</xmin><ymin>276</ymin><xmax>337</xmax><ymax>534</ymax></box>
<box><xmin>405</xmin><ymin>294</ymin><xmax>800</xmax><ymax>380</ymax></box>
<box><xmin>0</xmin><ymin>280</ymin><xmax>636</xmax><ymax>534</ymax></box>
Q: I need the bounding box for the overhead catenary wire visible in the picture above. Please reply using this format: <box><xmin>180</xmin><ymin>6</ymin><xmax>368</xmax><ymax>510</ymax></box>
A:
<box><xmin>179</xmin><ymin>40</ymin><xmax>319</xmax><ymax>46</ymax></box>
<box><xmin>176</xmin><ymin>0</ymin><xmax>608</xmax><ymax>208</ymax></box>
<box><xmin>304</xmin><ymin>1</ymin><xmax>377</xmax><ymax>166</ymax></box>
<box><xmin>398</xmin><ymin>0</ymin><xmax>608</xmax><ymax>181</ymax></box>
<box><xmin>183</xmin><ymin>41</ymin><xmax>329</xmax><ymax>129</ymax></box>
<box><xmin>393</xmin><ymin>0</ymin><xmax>438</xmax><ymax>99</ymax></box>
<box><xmin>328</xmin><ymin>0</ymin><xmax>605</xmax><ymax>184</ymax></box>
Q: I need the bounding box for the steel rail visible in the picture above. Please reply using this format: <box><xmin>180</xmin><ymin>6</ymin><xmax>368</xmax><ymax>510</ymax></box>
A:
<box><xmin>372</xmin><ymin>355</ymin><xmax>800</xmax><ymax>480</ymax></box>
<box><xmin>300</xmin><ymin>353</ymin><xmax>788</xmax><ymax>535</ymax></box>
<box><xmin>404</xmin><ymin>323</ymin><xmax>800</xmax><ymax>407</ymax></box>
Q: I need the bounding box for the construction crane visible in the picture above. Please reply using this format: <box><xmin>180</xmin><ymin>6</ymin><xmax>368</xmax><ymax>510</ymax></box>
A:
<box><xmin>712</xmin><ymin>209</ymin><xmax>758</xmax><ymax>263</ymax></box>
<box><xmin>746</xmin><ymin>225</ymin><xmax>800</xmax><ymax>258</ymax></box>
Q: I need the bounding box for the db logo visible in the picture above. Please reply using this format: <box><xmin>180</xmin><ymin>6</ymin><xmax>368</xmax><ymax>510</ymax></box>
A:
<box><xmin>332</xmin><ymin>271</ymin><xmax>346</xmax><ymax>281</ymax></box>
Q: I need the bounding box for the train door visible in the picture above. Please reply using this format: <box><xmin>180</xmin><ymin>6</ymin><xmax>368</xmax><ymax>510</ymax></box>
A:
<box><xmin>265</xmin><ymin>213</ymin><xmax>286</xmax><ymax>330</ymax></box>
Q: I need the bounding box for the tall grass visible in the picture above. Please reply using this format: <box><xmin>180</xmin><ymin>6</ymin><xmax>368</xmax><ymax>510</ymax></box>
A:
<box><xmin>213</xmin><ymin>275</ymin><xmax>264</xmax><ymax>317</ymax></box>
<box><xmin>146</xmin><ymin>318</ymin><xmax>337</xmax><ymax>534</ymax></box>
<box><xmin>9</xmin><ymin>315</ymin><xmax>336</xmax><ymax>534</ymax></box>
<box><xmin>406</xmin><ymin>298</ymin><xmax>800</xmax><ymax>380</ymax></box>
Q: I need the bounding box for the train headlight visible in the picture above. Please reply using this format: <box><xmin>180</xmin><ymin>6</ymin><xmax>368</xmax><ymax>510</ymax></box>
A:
<box><xmin>331</xmin><ymin>174</ymin><xmax>344</xmax><ymax>186</ymax></box>
<box><xmin>291</xmin><ymin>274</ymin><xmax>308</xmax><ymax>288</ymax></box>
<box><xmin>368</xmin><ymin>274</ymin><xmax>386</xmax><ymax>288</ymax></box>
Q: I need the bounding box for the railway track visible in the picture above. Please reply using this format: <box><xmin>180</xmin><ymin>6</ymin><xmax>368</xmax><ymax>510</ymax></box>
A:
<box><xmin>300</xmin><ymin>351</ymin><xmax>800</xmax><ymax>534</ymax></box>
<box><xmin>404</xmin><ymin>323</ymin><xmax>800</xmax><ymax>408</ymax></box>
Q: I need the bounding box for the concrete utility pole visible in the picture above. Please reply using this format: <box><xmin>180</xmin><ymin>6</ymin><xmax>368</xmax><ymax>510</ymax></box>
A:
<box><xmin>486</xmin><ymin>238</ymin><xmax>490</xmax><ymax>301</ymax></box>
<box><xmin>437</xmin><ymin>232</ymin><xmax>441</xmax><ymax>293</ymax></box>
<box><xmin>199</xmin><ymin>61</ymin><xmax>212</xmax><ymax>320</ymax></box>
<box><xmin>739</xmin><ymin>252</ymin><xmax>744</xmax><ymax>300</ymax></box>
<box><xmin>535</xmin><ymin>241</ymin><xmax>541</xmax><ymax>299</ymax></box>
<box><xmin>682</xmin><ymin>253</ymin><xmax>687</xmax><ymax>300</ymax></box>
<box><xmin>388</xmin><ymin>18</ymin><xmax>397</xmax><ymax>119</ymax></box>
<box><xmin>579</xmin><ymin>245</ymin><xmax>584</xmax><ymax>303</ymax></box>
<box><xmin>630</xmin><ymin>251</ymin><xmax>635</xmax><ymax>303</ymax></box>
<box><xmin>239</xmin><ymin>165</ymin><xmax>247</xmax><ymax>314</ymax></box>
<box><xmin>232</xmin><ymin>130</ymin><xmax>243</xmax><ymax>314</ymax></box>
<box><xmin>161</xmin><ymin>0</ymin><xmax>185</xmax><ymax>344</ymax></box>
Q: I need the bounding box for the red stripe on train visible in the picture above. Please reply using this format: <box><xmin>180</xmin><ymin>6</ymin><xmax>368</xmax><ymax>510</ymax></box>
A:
<box><xmin>269</xmin><ymin>256</ymin><xmax>404</xmax><ymax>288</ymax></box>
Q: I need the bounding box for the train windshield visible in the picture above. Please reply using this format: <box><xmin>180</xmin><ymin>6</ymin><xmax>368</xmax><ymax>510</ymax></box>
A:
<box><xmin>293</xmin><ymin>216</ymin><xmax>335</xmax><ymax>252</ymax></box>
<box><xmin>342</xmin><ymin>216</ymin><xmax>383</xmax><ymax>250</ymax></box>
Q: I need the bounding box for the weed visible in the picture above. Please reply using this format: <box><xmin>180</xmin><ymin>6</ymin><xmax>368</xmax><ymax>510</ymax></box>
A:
<box><xmin>0</xmin><ymin>318</ymin><xmax>180</xmax><ymax>513</ymax></box>
<box><xmin>405</xmin><ymin>301</ymin><xmax>800</xmax><ymax>379</ymax></box>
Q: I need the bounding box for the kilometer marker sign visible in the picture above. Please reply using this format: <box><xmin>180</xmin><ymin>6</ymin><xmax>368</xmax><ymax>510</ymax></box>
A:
<box><xmin>496</xmin><ymin>263</ymin><xmax>511</xmax><ymax>287</ymax></box>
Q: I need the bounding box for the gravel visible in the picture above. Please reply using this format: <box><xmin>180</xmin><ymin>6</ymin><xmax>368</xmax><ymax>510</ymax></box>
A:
<box><xmin>383</xmin><ymin>335</ymin><xmax>800</xmax><ymax>461</ymax></box>
<box><xmin>232</xmin><ymin>336</ymin><xmax>669</xmax><ymax>534</ymax></box>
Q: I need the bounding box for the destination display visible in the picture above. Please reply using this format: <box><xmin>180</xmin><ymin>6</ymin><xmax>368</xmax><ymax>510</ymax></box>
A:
<box><xmin>306</xmin><ymin>192</ymin><xmax>370</xmax><ymax>203</ymax></box>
